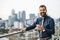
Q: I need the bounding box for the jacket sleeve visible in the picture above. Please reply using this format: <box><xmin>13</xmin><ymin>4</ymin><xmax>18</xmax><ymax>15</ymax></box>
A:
<box><xmin>26</xmin><ymin>19</ymin><xmax>38</xmax><ymax>31</ymax></box>
<box><xmin>45</xmin><ymin>19</ymin><xmax>55</xmax><ymax>35</ymax></box>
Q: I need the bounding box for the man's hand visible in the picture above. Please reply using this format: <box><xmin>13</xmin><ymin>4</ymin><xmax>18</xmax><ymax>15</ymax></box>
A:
<box><xmin>38</xmin><ymin>26</ymin><xmax>45</xmax><ymax>31</ymax></box>
<box><xmin>21</xmin><ymin>28</ymin><xmax>26</xmax><ymax>33</ymax></box>
<box><xmin>8</xmin><ymin>29</ymin><xmax>13</xmax><ymax>33</ymax></box>
<box><xmin>36</xmin><ymin>25</ymin><xmax>45</xmax><ymax>31</ymax></box>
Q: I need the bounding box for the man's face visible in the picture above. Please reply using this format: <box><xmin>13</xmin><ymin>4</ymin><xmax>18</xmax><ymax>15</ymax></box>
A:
<box><xmin>39</xmin><ymin>7</ymin><xmax>47</xmax><ymax>17</ymax></box>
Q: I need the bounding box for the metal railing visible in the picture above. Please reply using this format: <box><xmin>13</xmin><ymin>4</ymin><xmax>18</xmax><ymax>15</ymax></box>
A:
<box><xmin>0</xmin><ymin>30</ymin><xmax>39</xmax><ymax>40</ymax></box>
<box><xmin>0</xmin><ymin>31</ymin><xmax>22</xmax><ymax>38</ymax></box>
<box><xmin>0</xmin><ymin>30</ymin><xmax>59</xmax><ymax>40</ymax></box>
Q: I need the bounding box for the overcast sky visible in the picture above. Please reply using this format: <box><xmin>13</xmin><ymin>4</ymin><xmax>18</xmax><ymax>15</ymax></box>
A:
<box><xmin>0</xmin><ymin>0</ymin><xmax>60</xmax><ymax>20</ymax></box>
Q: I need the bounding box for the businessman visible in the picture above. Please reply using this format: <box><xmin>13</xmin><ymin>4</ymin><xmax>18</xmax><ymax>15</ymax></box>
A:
<box><xmin>21</xmin><ymin>5</ymin><xmax>55</xmax><ymax>40</ymax></box>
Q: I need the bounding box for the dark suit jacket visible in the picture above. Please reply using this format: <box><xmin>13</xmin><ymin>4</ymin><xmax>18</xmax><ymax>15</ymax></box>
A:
<box><xmin>26</xmin><ymin>15</ymin><xmax>55</xmax><ymax>38</ymax></box>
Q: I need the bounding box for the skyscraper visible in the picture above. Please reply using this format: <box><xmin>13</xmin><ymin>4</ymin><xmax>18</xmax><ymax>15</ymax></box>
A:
<box><xmin>5</xmin><ymin>20</ymin><xmax>9</xmax><ymax>29</ymax></box>
<box><xmin>17</xmin><ymin>10</ymin><xmax>26</xmax><ymax>22</ymax></box>
<box><xmin>22</xmin><ymin>10</ymin><xmax>26</xmax><ymax>21</ymax></box>
<box><xmin>8</xmin><ymin>9</ymin><xmax>18</xmax><ymax>27</ymax></box>
<box><xmin>11</xmin><ymin>9</ymin><xmax>15</xmax><ymax>15</ymax></box>
<box><xmin>0</xmin><ymin>18</ymin><xmax>5</xmax><ymax>29</ymax></box>
<box><xmin>8</xmin><ymin>16</ymin><xmax>14</xmax><ymax>27</ymax></box>
<box><xmin>21</xmin><ymin>10</ymin><xmax>26</xmax><ymax>27</ymax></box>
<box><xmin>29</xmin><ymin>14</ymin><xmax>35</xmax><ymax>19</ymax></box>
<box><xmin>11</xmin><ymin>9</ymin><xmax>17</xmax><ymax>21</ymax></box>
<box><xmin>17</xmin><ymin>11</ymin><xmax>22</xmax><ymax>22</ymax></box>
<box><xmin>29</xmin><ymin>14</ymin><xmax>37</xmax><ymax>26</ymax></box>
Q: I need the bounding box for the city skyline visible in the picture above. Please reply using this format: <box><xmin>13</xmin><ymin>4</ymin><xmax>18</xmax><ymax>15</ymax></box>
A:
<box><xmin>0</xmin><ymin>0</ymin><xmax>60</xmax><ymax>20</ymax></box>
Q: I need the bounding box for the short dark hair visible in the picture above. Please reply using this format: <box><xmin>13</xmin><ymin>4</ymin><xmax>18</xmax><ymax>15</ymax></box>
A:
<box><xmin>39</xmin><ymin>5</ymin><xmax>47</xmax><ymax>10</ymax></box>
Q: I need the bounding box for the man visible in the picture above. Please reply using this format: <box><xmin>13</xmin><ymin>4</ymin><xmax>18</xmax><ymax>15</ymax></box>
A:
<box><xmin>21</xmin><ymin>5</ymin><xmax>55</xmax><ymax>40</ymax></box>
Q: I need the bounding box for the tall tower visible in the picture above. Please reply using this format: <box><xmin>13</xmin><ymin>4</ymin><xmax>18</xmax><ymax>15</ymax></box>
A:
<box><xmin>22</xmin><ymin>10</ymin><xmax>26</xmax><ymax>21</ymax></box>
<box><xmin>29</xmin><ymin>14</ymin><xmax>35</xmax><ymax>19</ymax></box>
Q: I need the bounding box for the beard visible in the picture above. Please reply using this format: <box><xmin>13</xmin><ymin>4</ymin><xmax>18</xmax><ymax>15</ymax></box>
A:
<box><xmin>40</xmin><ymin>12</ymin><xmax>46</xmax><ymax>17</ymax></box>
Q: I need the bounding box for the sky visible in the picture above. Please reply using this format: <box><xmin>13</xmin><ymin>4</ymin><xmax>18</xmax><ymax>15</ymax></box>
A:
<box><xmin>0</xmin><ymin>0</ymin><xmax>60</xmax><ymax>20</ymax></box>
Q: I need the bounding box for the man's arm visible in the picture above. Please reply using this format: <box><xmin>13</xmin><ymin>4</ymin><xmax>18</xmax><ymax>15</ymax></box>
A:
<box><xmin>45</xmin><ymin>19</ymin><xmax>55</xmax><ymax>34</ymax></box>
<box><xmin>26</xmin><ymin>21</ymin><xmax>37</xmax><ymax>31</ymax></box>
<box><xmin>21</xmin><ymin>19</ymin><xmax>38</xmax><ymax>32</ymax></box>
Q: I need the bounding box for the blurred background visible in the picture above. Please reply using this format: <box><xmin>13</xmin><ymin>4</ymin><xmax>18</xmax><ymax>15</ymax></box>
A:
<box><xmin>0</xmin><ymin>0</ymin><xmax>60</xmax><ymax>40</ymax></box>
